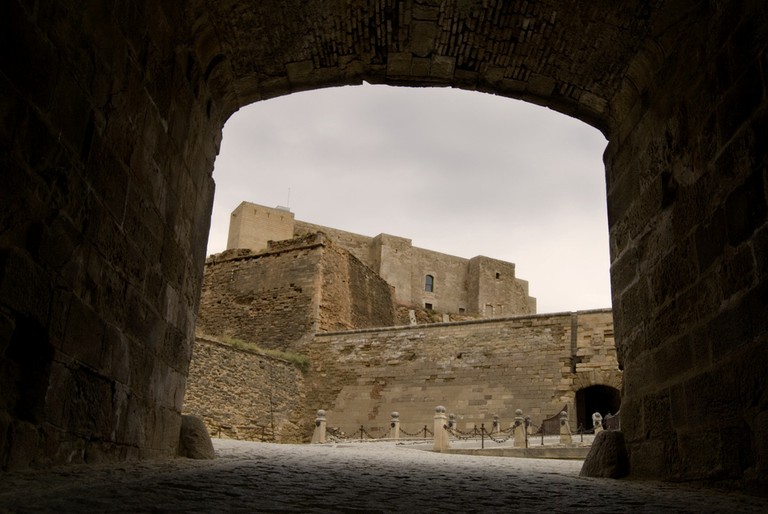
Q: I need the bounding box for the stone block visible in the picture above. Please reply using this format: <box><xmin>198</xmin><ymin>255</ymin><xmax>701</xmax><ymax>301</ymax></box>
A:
<box><xmin>580</xmin><ymin>431</ymin><xmax>629</xmax><ymax>478</ymax></box>
<box><xmin>430</xmin><ymin>56</ymin><xmax>455</xmax><ymax>80</ymax></box>
<box><xmin>387</xmin><ymin>52</ymin><xmax>412</xmax><ymax>77</ymax></box>
<box><xmin>178</xmin><ymin>414</ymin><xmax>215</xmax><ymax>459</ymax></box>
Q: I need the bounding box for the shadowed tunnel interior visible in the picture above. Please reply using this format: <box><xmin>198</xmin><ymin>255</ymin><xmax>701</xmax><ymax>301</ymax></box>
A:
<box><xmin>0</xmin><ymin>0</ymin><xmax>766</xmax><ymax>493</ymax></box>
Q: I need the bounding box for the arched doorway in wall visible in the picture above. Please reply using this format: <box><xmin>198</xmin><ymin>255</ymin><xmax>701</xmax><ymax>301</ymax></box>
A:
<box><xmin>576</xmin><ymin>384</ymin><xmax>621</xmax><ymax>430</ymax></box>
<box><xmin>186</xmin><ymin>85</ymin><xmax>616</xmax><ymax>441</ymax></box>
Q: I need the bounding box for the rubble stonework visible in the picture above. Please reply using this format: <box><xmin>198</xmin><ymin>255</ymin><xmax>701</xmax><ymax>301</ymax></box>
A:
<box><xmin>197</xmin><ymin>233</ymin><xmax>396</xmax><ymax>350</ymax></box>
<box><xmin>1</xmin><ymin>0</ymin><xmax>766</xmax><ymax>491</ymax></box>
<box><xmin>183</xmin><ymin>337</ymin><xmax>309</xmax><ymax>443</ymax></box>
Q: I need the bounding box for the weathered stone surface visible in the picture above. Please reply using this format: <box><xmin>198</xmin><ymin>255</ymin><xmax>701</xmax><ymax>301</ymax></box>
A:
<box><xmin>0</xmin><ymin>0</ymin><xmax>765</xmax><ymax>491</ymax></box>
<box><xmin>183</xmin><ymin>337</ymin><xmax>308</xmax><ymax>442</ymax></box>
<box><xmin>227</xmin><ymin>202</ymin><xmax>536</xmax><ymax>317</ymax></box>
<box><xmin>302</xmin><ymin>310</ymin><xmax>619</xmax><ymax>436</ymax></box>
<box><xmin>580</xmin><ymin>431</ymin><xmax>629</xmax><ymax>479</ymax></box>
<box><xmin>178</xmin><ymin>415</ymin><xmax>215</xmax><ymax>460</ymax></box>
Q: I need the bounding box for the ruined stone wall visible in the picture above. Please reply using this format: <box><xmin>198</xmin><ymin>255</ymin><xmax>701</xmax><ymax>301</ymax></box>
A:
<box><xmin>199</xmin><ymin>234</ymin><xmax>394</xmax><ymax>348</ymax></box>
<box><xmin>183</xmin><ymin>337</ymin><xmax>309</xmax><ymax>442</ymax></box>
<box><xmin>197</xmin><ymin>241</ymin><xmax>321</xmax><ymax>351</ymax></box>
<box><xmin>300</xmin><ymin>310</ymin><xmax>618</xmax><ymax>437</ymax></box>
<box><xmin>317</xmin><ymin>243</ymin><xmax>396</xmax><ymax>333</ymax></box>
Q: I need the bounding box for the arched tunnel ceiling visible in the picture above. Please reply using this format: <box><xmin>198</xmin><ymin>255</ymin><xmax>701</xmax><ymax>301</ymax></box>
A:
<box><xmin>199</xmin><ymin>0</ymin><xmax>670</xmax><ymax>132</ymax></box>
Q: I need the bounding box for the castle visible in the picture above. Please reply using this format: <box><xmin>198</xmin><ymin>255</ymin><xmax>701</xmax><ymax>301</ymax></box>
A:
<box><xmin>186</xmin><ymin>202</ymin><xmax>620</xmax><ymax>440</ymax></box>
<box><xmin>227</xmin><ymin>201</ymin><xmax>536</xmax><ymax>320</ymax></box>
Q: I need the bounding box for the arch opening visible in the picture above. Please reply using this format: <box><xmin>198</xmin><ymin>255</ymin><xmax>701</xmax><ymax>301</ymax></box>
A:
<box><xmin>575</xmin><ymin>385</ymin><xmax>621</xmax><ymax>430</ymax></box>
<box><xmin>207</xmin><ymin>85</ymin><xmax>611</xmax><ymax>314</ymax></box>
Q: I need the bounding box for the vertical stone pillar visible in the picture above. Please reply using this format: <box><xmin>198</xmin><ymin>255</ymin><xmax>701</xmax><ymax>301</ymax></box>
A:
<box><xmin>513</xmin><ymin>409</ymin><xmax>527</xmax><ymax>448</ymax></box>
<box><xmin>433</xmin><ymin>406</ymin><xmax>450</xmax><ymax>451</ymax></box>
<box><xmin>592</xmin><ymin>412</ymin><xmax>604</xmax><ymax>434</ymax></box>
<box><xmin>559</xmin><ymin>411</ymin><xmax>572</xmax><ymax>445</ymax></box>
<box><xmin>390</xmin><ymin>411</ymin><xmax>400</xmax><ymax>440</ymax></box>
<box><xmin>311</xmin><ymin>410</ymin><xmax>327</xmax><ymax>444</ymax></box>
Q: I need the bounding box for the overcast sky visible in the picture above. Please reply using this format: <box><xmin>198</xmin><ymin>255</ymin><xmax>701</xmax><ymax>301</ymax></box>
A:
<box><xmin>207</xmin><ymin>84</ymin><xmax>611</xmax><ymax>314</ymax></box>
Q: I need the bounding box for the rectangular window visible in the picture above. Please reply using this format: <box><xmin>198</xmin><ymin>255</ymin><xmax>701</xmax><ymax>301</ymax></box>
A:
<box><xmin>425</xmin><ymin>274</ymin><xmax>434</xmax><ymax>292</ymax></box>
<box><xmin>425</xmin><ymin>303</ymin><xmax>433</xmax><ymax>310</ymax></box>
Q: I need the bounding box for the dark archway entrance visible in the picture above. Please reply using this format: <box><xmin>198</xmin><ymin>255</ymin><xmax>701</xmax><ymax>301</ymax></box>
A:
<box><xmin>576</xmin><ymin>385</ymin><xmax>620</xmax><ymax>430</ymax></box>
<box><xmin>2</xmin><ymin>0</ymin><xmax>766</xmax><ymax>489</ymax></box>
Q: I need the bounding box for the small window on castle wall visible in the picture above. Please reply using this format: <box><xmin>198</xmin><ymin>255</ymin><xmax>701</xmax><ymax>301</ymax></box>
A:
<box><xmin>495</xmin><ymin>272</ymin><xmax>501</xmax><ymax>279</ymax></box>
<box><xmin>459</xmin><ymin>308</ymin><xmax>465</xmax><ymax>314</ymax></box>
<box><xmin>425</xmin><ymin>303</ymin><xmax>433</xmax><ymax>310</ymax></box>
<box><xmin>425</xmin><ymin>274</ymin><xmax>434</xmax><ymax>292</ymax></box>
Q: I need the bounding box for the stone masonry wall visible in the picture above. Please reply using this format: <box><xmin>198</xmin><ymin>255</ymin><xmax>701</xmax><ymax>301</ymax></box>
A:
<box><xmin>317</xmin><ymin>243</ymin><xmax>396</xmax><ymax>333</ymax></box>
<box><xmin>227</xmin><ymin>202</ymin><xmax>295</xmax><ymax>253</ymax></box>
<box><xmin>300</xmin><ymin>309</ymin><xmax>618</xmax><ymax>437</ymax></box>
<box><xmin>1</xmin><ymin>2</ymin><xmax>222</xmax><ymax>468</ymax></box>
<box><xmin>183</xmin><ymin>337</ymin><xmax>309</xmax><ymax>442</ymax></box>
<box><xmin>230</xmin><ymin>203</ymin><xmax>536</xmax><ymax>317</ymax></box>
<box><xmin>604</xmin><ymin>3</ymin><xmax>768</xmax><ymax>483</ymax></box>
<box><xmin>196</xmin><ymin>241</ymin><xmax>321</xmax><ymax>351</ymax></box>
<box><xmin>198</xmin><ymin>234</ymin><xmax>395</xmax><ymax>350</ymax></box>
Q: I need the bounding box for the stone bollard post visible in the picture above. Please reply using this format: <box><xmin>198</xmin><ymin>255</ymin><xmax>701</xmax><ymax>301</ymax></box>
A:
<box><xmin>592</xmin><ymin>412</ymin><xmax>604</xmax><ymax>434</ymax></box>
<box><xmin>390</xmin><ymin>411</ymin><xmax>401</xmax><ymax>440</ymax></box>
<box><xmin>559</xmin><ymin>410</ymin><xmax>572</xmax><ymax>445</ymax></box>
<box><xmin>311</xmin><ymin>409</ymin><xmax>327</xmax><ymax>444</ymax></box>
<box><xmin>433</xmin><ymin>406</ymin><xmax>450</xmax><ymax>451</ymax></box>
<box><xmin>513</xmin><ymin>409</ymin><xmax>527</xmax><ymax>448</ymax></box>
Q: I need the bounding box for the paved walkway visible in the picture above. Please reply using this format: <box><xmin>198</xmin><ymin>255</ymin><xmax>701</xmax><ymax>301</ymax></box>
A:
<box><xmin>1</xmin><ymin>439</ymin><xmax>766</xmax><ymax>513</ymax></box>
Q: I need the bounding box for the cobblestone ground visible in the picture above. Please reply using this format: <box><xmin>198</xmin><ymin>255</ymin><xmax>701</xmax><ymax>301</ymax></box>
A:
<box><xmin>1</xmin><ymin>439</ymin><xmax>766</xmax><ymax>513</ymax></box>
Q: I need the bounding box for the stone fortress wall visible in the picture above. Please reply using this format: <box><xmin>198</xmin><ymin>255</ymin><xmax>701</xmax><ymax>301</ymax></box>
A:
<box><xmin>186</xmin><ymin>204</ymin><xmax>619</xmax><ymax>441</ymax></box>
<box><xmin>227</xmin><ymin>202</ymin><xmax>536</xmax><ymax>317</ymax></box>
<box><xmin>184</xmin><ymin>336</ymin><xmax>309</xmax><ymax>442</ymax></box>
<box><xmin>197</xmin><ymin>232</ymin><xmax>396</xmax><ymax>350</ymax></box>
<box><xmin>185</xmin><ymin>309</ymin><xmax>618</xmax><ymax>441</ymax></box>
<box><xmin>301</xmin><ymin>309</ymin><xmax>619</xmax><ymax>435</ymax></box>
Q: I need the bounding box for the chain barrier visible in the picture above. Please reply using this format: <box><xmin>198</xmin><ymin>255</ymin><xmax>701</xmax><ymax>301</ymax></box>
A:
<box><xmin>212</xmin><ymin>423</ymin><xmax>276</xmax><ymax>442</ymax></box>
<box><xmin>357</xmin><ymin>425</ymin><xmax>393</xmax><ymax>441</ymax></box>
<box><xmin>399</xmin><ymin>425</ymin><xmax>432</xmax><ymax>438</ymax></box>
<box><xmin>481</xmin><ymin>426</ymin><xmax>514</xmax><ymax>444</ymax></box>
<box><xmin>446</xmin><ymin>425</ymin><xmax>479</xmax><ymax>440</ymax></box>
<box><xmin>315</xmin><ymin>411</ymin><xmax>600</xmax><ymax>447</ymax></box>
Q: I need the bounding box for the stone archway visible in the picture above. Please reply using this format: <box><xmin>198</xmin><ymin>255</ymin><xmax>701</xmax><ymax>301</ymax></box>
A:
<box><xmin>576</xmin><ymin>385</ymin><xmax>621</xmax><ymax>431</ymax></box>
<box><xmin>2</xmin><ymin>1</ymin><xmax>766</xmax><ymax>490</ymax></box>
